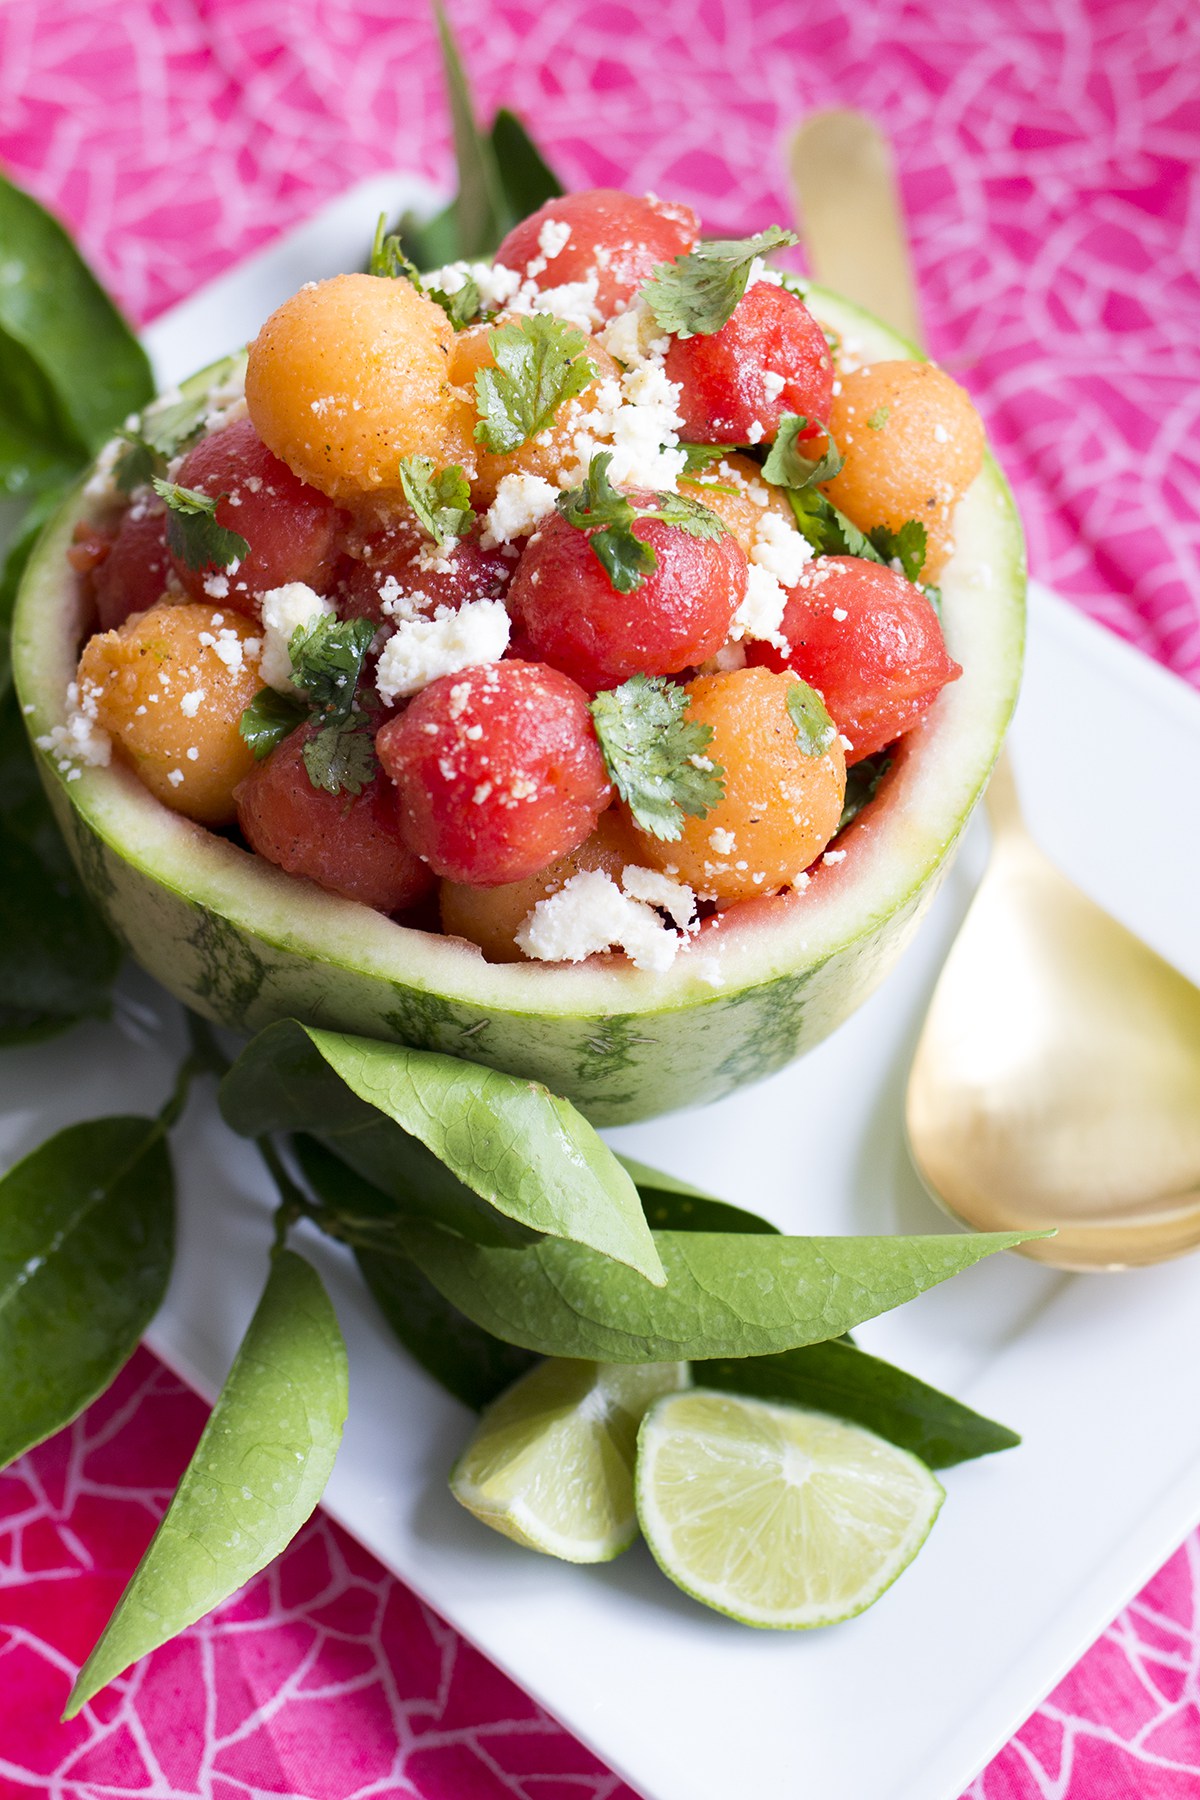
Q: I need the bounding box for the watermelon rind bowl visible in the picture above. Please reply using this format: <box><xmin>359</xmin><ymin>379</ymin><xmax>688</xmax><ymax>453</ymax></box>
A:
<box><xmin>11</xmin><ymin>290</ymin><xmax>1025</xmax><ymax>1124</ymax></box>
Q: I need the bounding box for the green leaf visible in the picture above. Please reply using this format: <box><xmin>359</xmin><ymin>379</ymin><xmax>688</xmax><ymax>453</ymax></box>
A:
<box><xmin>0</xmin><ymin>172</ymin><xmax>154</xmax><ymax>460</ymax></box>
<box><xmin>490</xmin><ymin>108</ymin><xmax>564</xmax><ymax>218</ymax></box>
<box><xmin>643</xmin><ymin>226</ymin><xmax>799</xmax><ymax>338</ymax></box>
<box><xmin>151</xmin><ymin>479</ymin><xmax>249</xmax><ymax>573</ymax></box>
<box><xmin>1</xmin><ymin>489</ymin><xmax>63</xmax><ymax>697</ymax></box>
<box><xmin>301</xmin><ymin>714</ymin><xmax>377</xmax><ymax>797</ymax></box>
<box><xmin>398</xmin><ymin>455</ymin><xmax>476</xmax><ymax>548</ymax></box>
<box><xmin>474</xmin><ymin>314</ymin><xmax>596</xmax><ymax>454</ymax></box>
<box><xmin>697</xmin><ymin>1340</ymin><xmax>1020</xmax><ymax>1469</ymax></box>
<box><xmin>219</xmin><ymin>1020</ymin><xmax>665</xmax><ymax>1283</ymax></box>
<box><xmin>114</xmin><ymin>389</ymin><xmax>213</xmax><ymax>493</ymax></box>
<box><xmin>0</xmin><ymin>1116</ymin><xmax>174</xmax><ymax>1471</ymax></box>
<box><xmin>433</xmin><ymin>0</ymin><xmax>511</xmax><ymax>258</ymax></box>
<box><xmin>786</xmin><ymin>485</ymin><xmax>885</xmax><ymax>564</ymax></box>
<box><xmin>557</xmin><ymin>453</ymin><xmax>727</xmax><ymax>594</ymax></box>
<box><xmin>294</xmin><ymin>1137</ymin><xmax>536</xmax><ymax>1410</ymax></box>
<box><xmin>680</xmin><ymin>443</ymin><xmax>731</xmax><ymax>477</ymax></box>
<box><xmin>837</xmin><ymin>750</ymin><xmax>892</xmax><ymax>832</ymax></box>
<box><xmin>239</xmin><ymin>687</ymin><xmax>308</xmax><ymax>760</ymax></box>
<box><xmin>390</xmin><ymin>1222</ymin><xmax>1036</xmax><ymax>1362</ymax></box>
<box><xmin>761</xmin><ymin>413</ymin><xmax>844</xmax><ymax>490</ymax></box>
<box><xmin>426</xmin><ymin>276</ymin><xmax>482</xmax><ymax>330</ymax></box>
<box><xmin>618</xmin><ymin>1156</ymin><xmax>781</xmax><ymax>1235</ymax></box>
<box><xmin>868</xmin><ymin>519</ymin><xmax>929</xmax><ymax>583</ymax></box>
<box><xmin>370</xmin><ymin>211</ymin><xmax>424</xmax><ymax>284</ymax></box>
<box><xmin>590</xmin><ymin>674</ymin><xmax>724</xmax><ymax>841</ymax></box>
<box><xmin>288</xmin><ymin>613</ymin><xmax>376</xmax><ymax>716</ymax></box>
<box><xmin>0</xmin><ymin>332</ymin><xmax>89</xmax><ymax>498</ymax></box>
<box><xmin>786</xmin><ymin>679</ymin><xmax>837</xmax><ymax>758</ymax></box>
<box><xmin>64</xmin><ymin>1249</ymin><xmax>347</xmax><ymax>1716</ymax></box>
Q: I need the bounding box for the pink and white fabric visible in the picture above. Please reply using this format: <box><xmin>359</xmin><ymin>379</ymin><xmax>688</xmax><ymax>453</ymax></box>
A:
<box><xmin>1</xmin><ymin>1</ymin><xmax>1198</xmax><ymax>1794</ymax></box>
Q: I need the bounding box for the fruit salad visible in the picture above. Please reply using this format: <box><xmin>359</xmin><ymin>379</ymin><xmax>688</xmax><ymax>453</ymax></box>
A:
<box><xmin>55</xmin><ymin>188</ymin><xmax>983</xmax><ymax>981</ymax></box>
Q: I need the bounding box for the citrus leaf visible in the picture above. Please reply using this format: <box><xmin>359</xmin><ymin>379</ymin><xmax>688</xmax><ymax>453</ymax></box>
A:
<box><xmin>698</xmin><ymin>1340</ymin><xmax>1020</xmax><ymax>1469</ymax></box>
<box><xmin>219</xmin><ymin>1020</ymin><xmax>665</xmax><ymax>1284</ymax></box>
<box><xmin>616</xmin><ymin>1154</ymin><xmax>780</xmax><ymax>1234</ymax></box>
<box><xmin>64</xmin><ymin>1250</ymin><xmax>347</xmax><ymax>1716</ymax></box>
<box><xmin>0</xmin><ymin>1116</ymin><xmax>174</xmax><ymax>1471</ymax></box>
<box><xmin>390</xmin><ymin>1223</ymin><xmax>1038</xmax><ymax>1362</ymax></box>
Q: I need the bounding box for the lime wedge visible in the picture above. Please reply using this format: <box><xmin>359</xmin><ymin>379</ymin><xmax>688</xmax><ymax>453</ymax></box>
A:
<box><xmin>451</xmin><ymin>1357</ymin><xmax>688</xmax><ymax>1562</ymax></box>
<box><xmin>636</xmin><ymin>1389</ymin><xmax>944</xmax><ymax>1627</ymax></box>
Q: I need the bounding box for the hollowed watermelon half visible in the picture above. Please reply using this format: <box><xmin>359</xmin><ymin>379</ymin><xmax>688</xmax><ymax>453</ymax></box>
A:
<box><xmin>11</xmin><ymin>290</ymin><xmax>1025</xmax><ymax>1125</ymax></box>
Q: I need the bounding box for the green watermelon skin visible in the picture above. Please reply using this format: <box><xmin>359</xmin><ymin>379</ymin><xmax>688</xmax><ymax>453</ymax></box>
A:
<box><xmin>12</xmin><ymin>293</ymin><xmax>1025</xmax><ymax>1124</ymax></box>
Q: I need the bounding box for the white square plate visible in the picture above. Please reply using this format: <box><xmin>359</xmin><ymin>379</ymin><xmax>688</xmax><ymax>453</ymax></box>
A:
<box><xmin>5</xmin><ymin>174</ymin><xmax>1199</xmax><ymax>1800</ymax></box>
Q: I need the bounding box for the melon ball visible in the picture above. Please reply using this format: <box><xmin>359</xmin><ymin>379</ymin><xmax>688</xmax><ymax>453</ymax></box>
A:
<box><xmin>244</xmin><ymin>273</ymin><xmax>478</xmax><ymax>505</ymax></box>
<box><xmin>77</xmin><ymin>601</ymin><xmax>263</xmax><ymax>825</ymax></box>
<box><xmin>821</xmin><ymin>361</ymin><xmax>985</xmax><ymax>579</ymax></box>
<box><xmin>632</xmin><ymin>666</ymin><xmax>846</xmax><ymax>903</ymax></box>
<box><xmin>678</xmin><ymin>451</ymin><xmax>794</xmax><ymax>556</ymax></box>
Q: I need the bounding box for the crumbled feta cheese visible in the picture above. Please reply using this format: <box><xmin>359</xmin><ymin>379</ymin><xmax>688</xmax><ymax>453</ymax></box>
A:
<box><xmin>709</xmin><ymin>828</ymin><xmax>736</xmax><ymax>856</ymax></box>
<box><xmin>480</xmin><ymin>473</ymin><xmax>560</xmax><ymax>547</ymax></box>
<box><xmin>259</xmin><ymin>582</ymin><xmax>334</xmax><ymax>692</ymax></box>
<box><xmin>537</xmin><ymin>218</ymin><xmax>572</xmax><ymax>261</ymax></box>
<box><xmin>749</xmin><ymin>510</ymin><xmax>813</xmax><ymax>587</ymax></box>
<box><xmin>202</xmin><ymin>572</ymin><xmax>230</xmax><ymax>599</ymax></box>
<box><xmin>36</xmin><ymin>679</ymin><xmax>111</xmax><ymax>772</ymax></box>
<box><xmin>746</xmin><ymin>420</ymin><xmax>765</xmax><ymax>445</ymax></box>
<box><xmin>933</xmin><ymin>423</ymin><xmax>949</xmax><ymax>443</ymax></box>
<box><xmin>620</xmin><ymin>865</ymin><xmax>697</xmax><ymax>931</ymax></box>
<box><xmin>822</xmin><ymin>848</ymin><xmax>847</xmax><ymax>866</ymax></box>
<box><xmin>761</xmin><ymin>369</ymin><xmax>787</xmax><ymax>400</ymax></box>
<box><xmin>515</xmin><ymin>870</ymin><xmax>681</xmax><ymax>973</ymax></box>
<box><xmin>596</xmin><ymin>296</ymin><xmax>671</xmax><ymax>370</ymax></box>
<box><xmin>832</xmin><ymin>606</ymin><xmax>848</xmax><ymax>621</ymax></box>
<box><xmin>180</xmin><ymin>689</ymin><xmax>205</xmax><ymax>718</ymax></box>
<box><xmin>731</xmin><ymin>563</ymin><xmax>789</xmax><ymax>647</ymax></box>
<box><xmin>374</xmin><ymin>597</ymin><xmax>510</xmax><ymax>704</ymax></box>
<box><xmin>167</xmin><ymin>768</ymin><xmax>184</xmax><ymax>787</ymax></box>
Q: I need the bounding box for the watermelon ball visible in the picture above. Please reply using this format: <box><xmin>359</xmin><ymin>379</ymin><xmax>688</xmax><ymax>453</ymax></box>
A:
<box><xmin>338</xmin><ymin>518</ymin><xmax>512</xmax><ymax>626</ymax></box>
<box><xmin>506</xmin><ymin>503</ymin><xmax>747</xmax><ymax>693</ymax></box>
<box><xmin>90</xmin><ymin>500</ymin><xmax>173</xmax><ymax>631</ymax></box>
<box><xmin>235</xmin><ymin>724</ymin><xmax>434</xmax><ymax>914</ymax></box>
<box><xmin>748</xmin><ymin>556</ymin><xmax>962</xmax><ymax>763</ymax></box>
<box><xmin>171</xmin><ymin>417</ymin><xmax>344</xmax><ymax>614</ymax></box>
<box><xmin>665</xmin><ymin>284</ymin><xmax>834</xmax><ymax>446</ymax></box>
<box><xmin>376</xmin><ymin>660</ymin><xmax>613</xmax><ymax>886</ymax></box>
<box><xmin>493</xmin><ymin>189</ymin><xmax>699</xmax><ymax>320</ymax></box>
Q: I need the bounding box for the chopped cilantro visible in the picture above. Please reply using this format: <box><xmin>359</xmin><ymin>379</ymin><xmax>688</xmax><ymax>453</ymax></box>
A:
<box><xmin>761</xmin><ymin>414</ymin><xmax>844</xmax><ymax>490</ymax></box>
<box><xmin>288</xmin><ymin>614</ymin><xmax>377</xmax><ymax>715</ymax></box>
<box><xmin>473</xmin><ymin>314</ymin><xmax>596</xmax><ymax>453</ymax></box>
<box><xmin>590</xmin><ymin>674</ymin><xmax>725</xmax><ymax>841</ymax></box>
<box><xmin>786</xmin><ymin>680</ymin><xmax>837</xmax><ymax>758</ymax></box>
<box><xmin>556</xmin><ymin>451</ymin><xmax>726</xmax><ymax>594</ymax></box>
<box><xmin>785</xmin><ymin>486</ymin><xmax>881</xmax><ymax>564</ymax></box>
<box><xmin>301</xmin><ymin>715</ymin><xmax>378</xmax><ymax>797</ymax></box>
<box><xmin>238</xmin><ymin>688</ymin><xmax>308</xmax><ymax>759</ymax></box>
<box><xmin>426</xmin><ymin>276</ymin><xmax>481</xmax><ymax>329</ymax></box>
<box><xmin>398</xmin><ymin>456</ymin><xmax>475</xmax><ymax>549</ymax></box>
<box><xmin>680</xmin><ymin>443</ymin><xmax>731</xmax><ymax>477</ymax></box>
<box><xmin>868</xmin><ymin>520</ymin><xmax>928</xmax><ymax>583</ymax></box>
<box><xmin>867</xmin><ymin>405</ymin><xmax>890</xmax><ymax>430</ymax></box>
<box><xmin>643</xmin><ymin>226</ymin><xmax>799</xmax><ymax>338</ymax></box>
<box><xmin>151</xmin><ymin>479</ymin><xmax>249</xmax><ymax>572</ymax></box>
<box><xmin>115</xmin><ymin>392</ymin><xmax>209</xmax><ymax>493</ymax></box>
<box><xmin>370</xmin><ymin>212</ymin><xmax>423</xmax><ymax>285</ymax></box>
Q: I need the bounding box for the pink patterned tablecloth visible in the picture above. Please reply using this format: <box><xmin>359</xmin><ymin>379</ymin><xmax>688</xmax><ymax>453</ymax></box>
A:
<box><xmin>1</xmin><ymin>2</ymin><xmax>1198</xmax><ymax>1795</ymax></box>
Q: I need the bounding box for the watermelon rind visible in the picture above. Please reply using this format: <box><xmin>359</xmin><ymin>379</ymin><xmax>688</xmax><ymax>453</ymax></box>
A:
<box><xmin>11</xmin><ymin>290</ymin><xmax>1025</xmax><ymax>1124</ymax></box>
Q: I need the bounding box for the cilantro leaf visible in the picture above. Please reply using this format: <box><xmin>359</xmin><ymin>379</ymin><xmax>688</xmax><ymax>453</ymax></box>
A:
<box><xmin>590</xmin><ymin>674</ymin><xmax>725</xmax><ymax>841</ymax></box>
<box><xmin>761</xmin><ymin>414</ymin><xmax>845</xmax><ymax>490</ymax></box>
<box><xmin>288</xmin><ymin>614</ymin><xmax>377</xmax><ymax>718</ymax></box>
<box><xmin>556</xmin><ymin>452</ymin><xmax>727</xmax><ymax>594</ymax></box>
<box><xmin>151</xmin><ymin>479</ymin><xmax>250</xmax><ymax>572</ymax></box>
<box><xmin>239</xmin><ymin>688</ymin><xmax>308</xmax><ymax>760</ymax></box>
<box><xmin>473</xmin><ymin>315</ymin><xmax>596</xmax><ymax>453</ymax></box>
<box><xmin>115</xmin><ymin>392</ymin><xmax>212</xmax><ymax>492</ymax></box>
<box><xmin>398</xmin><ymin>456</ymin><xmax>475</xmax><ymax>549</ymax></box>
<box><xmin>370</xmin><ymin>212</ymin><xmax>423</xmax><ymax>285</ymax></box>
<box><xmin>643</xmin><ymin>227</ymin><xmax>799</xmax><ymax>339</ymax></box>
<box><xmin>426</xmin><ymin>277</ymin><xmax>481</xmax><ymax>329</ymax></box>
<box><xmin>301</xmin><ymin>715</ymin><xmax>377</xmax><ymax>797</ymax></box>
<box><xmin>680</xmin><ymin>443</ymin><xmax>731</xmax><ymax>477</ymax></box>
<box><xmin>868</xmin><ymin>520</ymin><xmax>928</xmax><ymax>583</ymax></box>
<box><xmin>786</xmin><ymin>680</ymin><xmax>837</xmax><ymax>758</ymax></box>
<box><xmin>785</xmin><ymin>486</ymin><xmax>882</xmax><ymax>564</ymax></box>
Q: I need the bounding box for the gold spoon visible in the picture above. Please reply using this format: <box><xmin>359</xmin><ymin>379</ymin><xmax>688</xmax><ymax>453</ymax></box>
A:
<box><xmin>788</xmin><ymin>110</ymin><xmax>1200</xmax><ymax>1270</ymax></box>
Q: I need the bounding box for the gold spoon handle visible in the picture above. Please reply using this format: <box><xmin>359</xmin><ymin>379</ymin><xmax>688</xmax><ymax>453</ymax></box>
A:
<box><xmin>787</xmin><ymin>108</ymin><xmax>1025</xmax><ymax>840</ymax></box>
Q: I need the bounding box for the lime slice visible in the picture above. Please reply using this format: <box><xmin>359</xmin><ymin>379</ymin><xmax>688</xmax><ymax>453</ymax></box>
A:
<box><xmin>636</xmin><ymin>1389</ymin><xmax>944</xmax><ymax>1627</ymax></box>
<box><xmin>451</xmin><ymin>1358</ymin><xmax>688</xmax><ymax>1562</ymax></box>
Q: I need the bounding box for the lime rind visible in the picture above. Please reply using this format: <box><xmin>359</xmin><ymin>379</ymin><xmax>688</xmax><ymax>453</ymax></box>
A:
<box><xmin>635</xmin><ymin>1389</ymin><xmax>944</xmax><ymax>1628</ymax></box>
<box><xmin>451</xmin><ymin>1357</ymin><xmax>688</xmax><ymax>1563</ymax></box>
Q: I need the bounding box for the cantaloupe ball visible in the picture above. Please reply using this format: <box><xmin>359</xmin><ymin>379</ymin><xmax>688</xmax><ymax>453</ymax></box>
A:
<box><xmin>440</xmin><ymin>807</ymin><xmax>645</xmax><ymax>963</ymax></box>
<box><xmin>633</xmin><ymin>666</ymin><xmax>846</xmax><ymax>904</ymax></box>
<box><xmin>448</xmin><ymin>324</ymin><xmax>621</xmax><ymax>507</ymax></box>
<box><xmin>77</xmin><ymin>601</ymin><xmax>263</xmax><ymax>825</ymax></box>
<box><xmin>678</xmin><ymin>451</ymin><xmax>794</xmax><ymax>556</ymax></box>
<box><xmin>821</xmin><ymin>361</ymin><xmax>985</xmax><ymax>579</ymax></box>
<box><xmin>245</xmin><ymin>273</ymin><xmax>478</xmax><ymax>504</ymax></box>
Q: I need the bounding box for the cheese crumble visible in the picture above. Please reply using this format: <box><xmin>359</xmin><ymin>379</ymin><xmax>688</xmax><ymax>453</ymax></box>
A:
<box><xmin>374</xmin><ymin>597</ymin><xmax>511</xmax><ymax>704</ymax></box>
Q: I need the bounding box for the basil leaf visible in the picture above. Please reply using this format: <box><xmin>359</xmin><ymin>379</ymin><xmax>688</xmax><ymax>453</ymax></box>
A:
<box><xmin>239</xmin><ymin>687</ymin><xmax>308</xmax><ymax>760</ymax></box>
<box><xmin>0</xmin><ymin>1116</ymin><xmax>174</xmax><ymax>1471</ymax></box>
<box><xmin>786</xmin><ymin>679</ymin><xmax>837</xmax><ymax>758</ymax></box>
<box><xmin>0</xmin><ymin>172</ymin><xmax>154</xmax><ymax>463</ymax></box>
<box><xmin>391</xmin><ymin>1223</ymin><xmax>1035</xmax><ymax>1362</ymax></box>
<box><xmin>697</xmin><ymin>1340</ymin><xmax>1020</xmax><ymax>1469</ymax></box>
<box><xmin>294</xmin><ymin>1137</ymin><xmax>536</xmax><ymax>1410</ymax></box>
<box><xmin>219</xmin><ymin>1020</ymin><xmax>665</xmax><ymax>1284</ymax></box>
<box><xmin>64</xmin><ymin>1249</ymin><xmax>347</xmax><ymax>1716</ymax></box>
<box><xmin>0</xmin><ymin>332</ymin><xmax>88</xmax><ymax>498</ymax></box>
